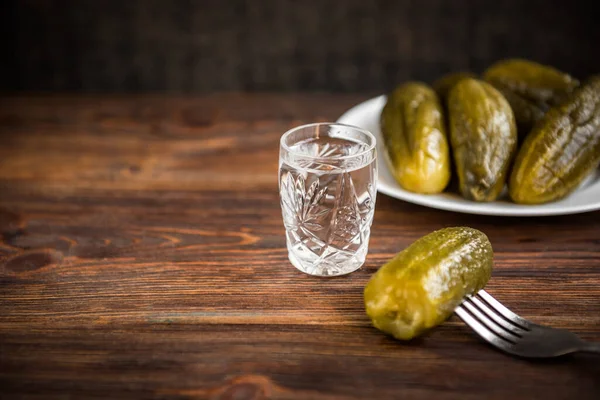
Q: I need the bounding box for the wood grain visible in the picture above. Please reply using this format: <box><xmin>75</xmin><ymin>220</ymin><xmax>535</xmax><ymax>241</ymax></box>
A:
<box><xmin>0</xmin><ymin>94</ymin><xmax>599</xmax><ymax>400</ymax></box>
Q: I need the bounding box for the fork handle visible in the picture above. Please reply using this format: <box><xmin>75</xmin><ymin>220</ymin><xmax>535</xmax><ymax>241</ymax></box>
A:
<box><xmin>580</xmin><ymin>341</ymin><xmax>600</xmax><ymax>354</ymax></box>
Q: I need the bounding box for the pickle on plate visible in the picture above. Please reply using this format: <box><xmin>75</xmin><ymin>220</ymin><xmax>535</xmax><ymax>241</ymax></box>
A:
<box><xmin>433</xmin><ymin>72</ymin><xmax>476</xmax><ymax>104</ymax></box>
<box><xmin>380</xmin><ymin>82</ymin><xmax>451</xmax><ymax>194</ymax></box>
<box><xmin>509</xmin><ymin>75</ymin><xmax>600</xmax><ymax>204</ymax></box>
<box><xmin>484</xmin><ymin>59</ymin><xmax>579</xmax><ymax>136</ymax></box>
<box><xmin>364</xmin><ymin>227</ymin><xmax>493</xmax><ymax>341</ymax></box>
<box><xmin>448</xmin><ymin>78</ymin><xmax>518</xmax><ymax>202</ymax></box>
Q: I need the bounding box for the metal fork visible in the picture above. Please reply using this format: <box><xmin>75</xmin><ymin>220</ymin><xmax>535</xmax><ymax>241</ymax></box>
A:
<box><xmin>455</xmin><ymin>290</ymin><xmax>600</xmax><ymax>358</ymax></box>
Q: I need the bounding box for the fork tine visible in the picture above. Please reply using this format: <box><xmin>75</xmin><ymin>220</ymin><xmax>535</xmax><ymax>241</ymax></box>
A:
<box><xmin>467</xmin><ymin>296</ymin><xmax>528</xmax><ymax>336</ymax></box>
<box><xmin>477</xmin><ymin>290</ymin><xmax>531</xmax><ymax>329</ymax></box>
<box><xmin>455</xmin><ymin>306</ymin><xmax>515</xmax><ymax>351</ymax></box>
<box><xmin>460</xmin><ymin>299</ymin><xmax>518</xmax><ymax>343</ymax></box>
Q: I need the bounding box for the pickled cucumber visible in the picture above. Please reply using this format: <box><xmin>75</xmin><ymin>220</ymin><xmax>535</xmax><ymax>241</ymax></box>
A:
<box><xmin>433</xmin><ymin>72</ymin><xmax>476</xmax><ymax>104</ymax></box>
<box><xmin>448</xmin><ymin>78</ymin><xmax>517</xmax><ymax>201</ymax></box>
<box><xmin>380</xmin><ymin>82</ymin><xmax>450</xmax><ymax>194</ymax></box>
<box><xmin>484</xmin><ymin>59</ymin><xmax>579</xmax><ymax>136</ymax></box>
<box><xmin>509</xmin><ymin>76</ymin><xmax>600</xmax><ymax>204</ymax></box>
<box><xmin>364</xmin><ymin>227</ymin><xmax>493</xmax><ymax>341</ymax></box>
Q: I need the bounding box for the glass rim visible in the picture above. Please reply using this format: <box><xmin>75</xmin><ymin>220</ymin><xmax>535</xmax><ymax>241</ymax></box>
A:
<box><xmin>280</xmin><ymin>122</ymin><xmax>376</xmax><ymax>162</ymax></box>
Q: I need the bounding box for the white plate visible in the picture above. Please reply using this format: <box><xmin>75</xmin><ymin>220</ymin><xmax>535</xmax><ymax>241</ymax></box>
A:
<box><xmin>337</xmin><ymin>95</ymin><xmax>600</xmax><ymax>216</ymax></box>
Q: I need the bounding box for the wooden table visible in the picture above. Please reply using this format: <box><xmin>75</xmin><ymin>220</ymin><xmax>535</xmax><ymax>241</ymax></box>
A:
<box><xmin>1</xmin><ymin>95</ymin><xmax>599</xmax><ymax>399</ymax></box>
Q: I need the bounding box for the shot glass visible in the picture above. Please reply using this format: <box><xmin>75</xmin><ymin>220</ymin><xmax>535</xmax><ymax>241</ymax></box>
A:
<box><xmin>279</xmin><ymin>123</ymin><xmax>377</xmax><ymax>277</ymax></box>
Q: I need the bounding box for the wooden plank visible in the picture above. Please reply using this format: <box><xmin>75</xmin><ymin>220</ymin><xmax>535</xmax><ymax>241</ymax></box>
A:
<box><xmin>1</xmin><ymin>95</ymin><xmax>599</xmax><ymax>399</ymax></box>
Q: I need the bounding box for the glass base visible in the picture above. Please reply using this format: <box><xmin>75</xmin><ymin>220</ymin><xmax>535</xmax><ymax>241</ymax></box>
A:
<box><xmin>287</xmin><ymin>246</ymin><xmax>365</xmax><ymax>277</ymax></box>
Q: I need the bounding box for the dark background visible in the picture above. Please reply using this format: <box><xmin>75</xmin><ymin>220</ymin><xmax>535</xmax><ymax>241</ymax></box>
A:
<box><xmin>1</xmin><ymin>0</ymin><xmax>598</xmax><ymax>93</ymax></box>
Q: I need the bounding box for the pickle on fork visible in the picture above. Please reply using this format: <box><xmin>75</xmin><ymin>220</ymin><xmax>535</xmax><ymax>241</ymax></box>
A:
<box><xmin>364</xmin><ymin>227</ymin><xmax>493</xmax><ymax>340</ymax></box>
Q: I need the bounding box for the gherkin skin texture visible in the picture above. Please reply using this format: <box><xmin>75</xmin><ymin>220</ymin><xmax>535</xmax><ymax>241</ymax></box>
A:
<box><xmin>364</xmin><ymin>227</ymin><xmax>493</xmax><ymax>341</ymax></box>
<box><xmin>432</xmin><ymin>73</ymin><xmax>476</xmax><ymax>192</ymax></box>
<box><xmin>448</xmin><ymin>78</ymin><xmax>517</xmax><ymax>202</ymax></box>
<box><xmin>509</xmin><ymin>76</ymin><xmax>600</xmax><ymax>204</ymax></box>
<box><xmin>432</xmin><ymin>72</ymin><xmax>476</xmax><ymax>104</ymax></box>
<box><xmin>380</xmin><ymin>82</ymin><xmax>450</xmax><ymax>194</ymax></box>
<box><xmin>484</xmin><ymin>59</ymin><xmax>579</xmax><ymax>136</ymax></box>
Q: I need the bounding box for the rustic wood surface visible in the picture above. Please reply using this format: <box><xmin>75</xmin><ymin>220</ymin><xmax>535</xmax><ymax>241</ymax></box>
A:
<box><xmin>0</xmin><ymin>94</ymin><xmax>599</xmax><ymax>400</ymax></box>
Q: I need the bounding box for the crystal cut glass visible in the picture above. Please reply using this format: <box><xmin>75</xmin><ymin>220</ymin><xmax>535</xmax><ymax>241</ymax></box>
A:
<box><xmin>279</xmin><ymin>123</ymin><xmax>377</xmax><ymax>276</ymax></box>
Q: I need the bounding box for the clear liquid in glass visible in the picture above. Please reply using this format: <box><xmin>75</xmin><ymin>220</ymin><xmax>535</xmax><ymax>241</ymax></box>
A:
<box><xmin>279</xmin><ymin>136</ymin><xmax>377</xmax><ymax>276</ymax></box>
